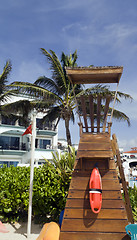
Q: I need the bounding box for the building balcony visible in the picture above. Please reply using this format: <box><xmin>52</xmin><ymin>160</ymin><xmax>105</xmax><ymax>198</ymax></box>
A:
<box><xmin>0</xmin><ymin>143</ymin><xmax>28</xmax><ymax>151</ymax></box>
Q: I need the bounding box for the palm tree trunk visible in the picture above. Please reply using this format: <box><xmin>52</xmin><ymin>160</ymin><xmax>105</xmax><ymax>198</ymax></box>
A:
<box><xmin>64</xmin><ymin>117</ymin><xmax>72</xmax><ymax>146</ymax></box>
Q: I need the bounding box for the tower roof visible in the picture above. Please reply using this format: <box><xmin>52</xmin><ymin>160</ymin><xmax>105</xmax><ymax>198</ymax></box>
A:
<box><xmin>66</xmin><ymin>66</ymin><xmax>123</xmax><ymax>84</ymax></box>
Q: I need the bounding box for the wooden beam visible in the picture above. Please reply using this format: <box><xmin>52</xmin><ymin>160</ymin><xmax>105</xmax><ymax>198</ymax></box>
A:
<box><xmin>102</xmin><ymin>96</ymin><xmax>111</xmax><ymax>132</ymax></box>
<box><xmin>89</xmin><ymin>95</ymin><xmax>94</xmax><ymax>132</ymax></box>
<box><xmin>80</xmin><ymin>95</ymin><xmax>88</xmax><ymax>132</ymax></box>
<box><xmin>112</xmin><ymin>134</ymin><xmax>134</xmax><ymax>224</ymax></box>
<box><xmin>97</xmin><ymin>95</ymin><xmax>101</xmax><ymax>132</ymax></box>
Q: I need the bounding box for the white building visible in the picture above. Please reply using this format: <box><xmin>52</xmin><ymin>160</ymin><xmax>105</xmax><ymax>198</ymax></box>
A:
<box><xmin>122</xmin><ymin>148</ymin><xmax>137</xmax><ymax>187</ymax></box>
<box><xmin>0</xmin><ymin>95</ymin><xmax>58</xmax><ymax>167</ymax></box>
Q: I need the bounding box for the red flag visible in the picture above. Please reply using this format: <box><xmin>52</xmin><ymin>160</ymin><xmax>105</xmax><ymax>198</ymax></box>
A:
<box><xmin>22</xmin><ymin>124</ymin><xmax>32</xmax><ymax>136</ymax></box>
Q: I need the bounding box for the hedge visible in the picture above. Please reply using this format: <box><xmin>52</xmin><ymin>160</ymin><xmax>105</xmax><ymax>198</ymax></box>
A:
<box><xmin>1</xmin><ymin>163</ymin><xmax>137</xmax><ymax>223</ymax></box>
<box><xmin>0</xmin><ymin>164</ymin><xmax>71</xmax><ymax>223</ymax></box>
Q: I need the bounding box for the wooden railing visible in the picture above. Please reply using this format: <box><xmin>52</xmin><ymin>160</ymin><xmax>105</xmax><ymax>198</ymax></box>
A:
<box><xmin>78</xmin><ymin>94</ymin><xmax>111</xmax><ymax>134</ymax></box>
<box><xmin>112</xmin><ymin>134</ymin><xmax>134</xmax><ymax>224</ymax></box>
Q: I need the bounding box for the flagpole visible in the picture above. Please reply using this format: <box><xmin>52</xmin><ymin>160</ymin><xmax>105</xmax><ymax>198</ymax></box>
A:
<box><xmin>27</xmin><ymin>110</ymin><xmax>36</xmax><ymax>238</ymax></box>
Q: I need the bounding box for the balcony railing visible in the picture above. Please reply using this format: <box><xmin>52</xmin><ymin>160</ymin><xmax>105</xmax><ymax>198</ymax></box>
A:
<box><xmin>0</xmin><ymin>143</ymin><xmax>28</xmax><ymax>151</ymax></box>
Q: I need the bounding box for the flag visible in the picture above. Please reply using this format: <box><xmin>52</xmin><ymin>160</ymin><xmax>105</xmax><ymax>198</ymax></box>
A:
<box><xmin>22</xmin><ymin>124</ymin><xmax>32</xmax><ymax>136</ymax></box>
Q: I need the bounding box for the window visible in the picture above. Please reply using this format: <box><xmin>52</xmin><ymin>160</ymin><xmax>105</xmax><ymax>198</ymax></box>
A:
<box><xmin>36</xmin><ymin>118</ymin><xmax>54</xmax><ymax>130</ymax></box>
<box><xmin>1</xmin><ymin>116</ymin><xmax>16</xmax><ymax>125</ymax></box>
<box><xmin>0</xmin><ymin>136</ymin><xmax>20</xmax><ymax>150</ymax></box>
<box><xmin>0</xmin><ymin>161</ymin><xmax>19</xmax><ymax>167</ymax></box>
<box><xmin>35</xmin><ymin>139</ymin><xmax>51</xmax><ymax>149</ymax></box>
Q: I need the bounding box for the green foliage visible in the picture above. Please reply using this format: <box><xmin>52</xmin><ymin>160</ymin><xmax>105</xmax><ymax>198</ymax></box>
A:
<box><xmin>0</xmin><ymin>165</ymin><xmax>30</xmax><ymax>222</ymax></box>
<box><xmin>128</xmin><ymin>185</ymin><xmax>137</xmax><ymax>221</ymax></box>
<box><xmin>44</xmin><ymin>146</ymin><xmax>76</xmax><ymax>182</ymax></box>
<box><xmin>0</xmin><ymin>153</ymin><xmax>74</xmax><ymax>223</ymax></box>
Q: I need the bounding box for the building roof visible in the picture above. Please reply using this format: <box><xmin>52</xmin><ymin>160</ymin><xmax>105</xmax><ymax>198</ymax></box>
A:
<box><xmin>124</xmin><ymin>150</ymin><xmax>137</xmax><ymax>154</ymax></box>
<box><xmin>66</xmin><ymin>66</ymin><xmax>123</xmax><ymax>85</ymax></box>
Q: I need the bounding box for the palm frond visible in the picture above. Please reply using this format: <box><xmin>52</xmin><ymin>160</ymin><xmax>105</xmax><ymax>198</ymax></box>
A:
<box><xmin>72</xmin><ymin>50</ymin><xmax>78</xmax><ymax>67</ymax></box>
<box><xmin>114</xmin><ymin>91</ymin><xmax>133</xmax><ymax>103</ymax></box>
<box><xmin>112</xmin><ymin>108</ymin><xmax>131</xmax><ymax>126</ymax></box>
<box><xmin>35</xmin><ymin>76</ymin><xmax>62</xmax><ymax>95</ymax></box>
<box><xmin>0</xmin><ymin>60</ymin><xmax>12</xmax><ymax>85</ymax></box>
<box><xmin>41</xmin><ymin>106</ymin><xmax>61</xmax><ymax>123</ymax></box>
<box><xmin>2</xmin><ymin>100</ymin><xmax>33</xmax><ymax>115</ymax></box>
<box><xmin>10</xmin><ymin>81</ymin><xmax>64</xmax><ymax>103</ymax></box>
<box><xmin>0</xmin><ymin>61</ymin><xmax>12</xmax><ymax>98</ymax></box>
<box><xmin>41</xmin><ymin>48</ymin><xmax>67</xmax><ymax>92</ymax></box>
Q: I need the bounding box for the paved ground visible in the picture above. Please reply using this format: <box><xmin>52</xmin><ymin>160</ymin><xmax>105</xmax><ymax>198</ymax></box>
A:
<box><xmin>0</xmin><ymin>222</ymin><xmax>42</xmax><ymax>240</ymax></box>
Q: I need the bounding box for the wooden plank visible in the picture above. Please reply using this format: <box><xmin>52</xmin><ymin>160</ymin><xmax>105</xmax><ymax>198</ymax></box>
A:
<box><xmin>89</xmin><ymin>95</ymin><xmax>94</xmax><ymax>132</ymax></box>
<box><xmin>77</xmin><ymin>150</ymin><xmax>113</xmax><ymax>159</ymax></box>
<box><xmin>68</xmin><ymin>189</ymin><xmax>122</xmax><ymax>200</ymax></box>
<box><xmin>80</xmin><ymin>95</ymin><xmax>88</xmax><ymax>132</ymax></box>
<box><xmin>64</xmin><ymin>208</ymin><xmax>127</xmax><ymax>219</ymax></box>
<box><xmin>61</xmin><ymin>219</ymin><xmax>128</xmax><ymax>232</ymax></box>
<box><xmin>65</xmin><ymin>199</ymin><xmax>125</xmax><ymax>209</ymax></box>
<box><xmin>69</xmin><ymin>178</ymin><xmax>120</xmax><ymax>191</ymax></box>
<box><xmin>112</xmin><ymin>134</ymin><xmax>134</xmax><ymax>224</ymax></box>
<box><xmin>60</xmin><ymin>232</ymin><xmax>130</xmax><ymax>240</ymax></box>
<box><xmin>74</xmin><ymin>159</ymin><xmax>115</xmax><ymax>170</ymax></box>
<box><xmin>102</xmin><ymin>96</ymin><xmax>111</xmax><ymax>132</ymax></box>
<box><xmin>80</xmin><ymin>132</ymin><xmax>110</xmax><ymax>141</ymax></box>
<box><xmin>72</xmin><ymin>169</ymin><xmax>118</xmax><ymax>178</ymax></box>
<box><xmin>78</xmin><ymin>142</ymin><xmax>112</xmax><ymax>151</ymax></box>
<box><xmin>97</xmin><ymin>95</ymin><xmax>101</xmax><ymax>132</ymax></box>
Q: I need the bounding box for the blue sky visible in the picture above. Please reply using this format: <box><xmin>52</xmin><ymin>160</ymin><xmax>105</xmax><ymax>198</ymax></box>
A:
<box><xmin>1</xmin><ymin>0</ymin><xmax>137</xmax><ymax>150</ymax></box>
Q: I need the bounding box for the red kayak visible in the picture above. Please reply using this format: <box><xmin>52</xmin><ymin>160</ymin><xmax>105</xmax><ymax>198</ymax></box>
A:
<box><xmin>89</xmin><ymin>167</ymin><xmax>102</xmax><ymax>214</ymax></box>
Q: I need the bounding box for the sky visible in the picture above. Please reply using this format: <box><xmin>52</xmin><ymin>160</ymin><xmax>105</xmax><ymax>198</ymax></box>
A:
<box><xmin>1</xmin><ymin>0</ymin><xmax>137</xmax><ymax>151</ymax></box>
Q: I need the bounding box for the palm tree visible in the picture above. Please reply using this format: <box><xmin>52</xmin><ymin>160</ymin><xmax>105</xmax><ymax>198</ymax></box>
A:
<box><xmin>9</xmin><ymin>50</ymin><xmax>83</xmax><ymax>146</ymax></box>
<box><xmin>0</xmin><ymin>60</ymin><xmax>12</xmax><ymax>105</ymax></box>
<box><xmin>0</xmin><ymin>60</ymin><xmax>35</xmax><ymax>127</ymax></box>
<box><xmin>34</xmin><ymin>49</ymin><xmax>83</xmax><ymax>146</ymax></box>
<box><xmin>0</xmin><ymin>60</ymin><xmax>13</xmax><ymax>121</ymax></box>
<box><xmin>10</xmin><ymin>49</ymin><xmax>132</xmax><ymax>146</ymax></box>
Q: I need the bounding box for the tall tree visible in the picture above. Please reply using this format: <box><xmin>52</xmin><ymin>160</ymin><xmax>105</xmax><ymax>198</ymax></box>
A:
<box><xmin>0</xmin><ymin>60</ymin><xmax>12</xmax><ymax>108</ymax></box>
<box><xmin>0</xmin><ymin>60</ymin><xmax>14</xmax><ymax>121</ymax></box>
<box><xmin>34</xmin><ymin>49</ymin><xmax>83</xmax><ymax>146</ymax></box>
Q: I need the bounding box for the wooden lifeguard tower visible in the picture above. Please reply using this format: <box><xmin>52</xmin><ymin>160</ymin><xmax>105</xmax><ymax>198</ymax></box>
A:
<box><xmin>59</xmin><ymin>66</ymin><xmax>133</xmax><ymax>240</ymax></box>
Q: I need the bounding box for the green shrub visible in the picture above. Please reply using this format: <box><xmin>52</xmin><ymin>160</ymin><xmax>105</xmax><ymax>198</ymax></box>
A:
<box><xmin>44</xmin><ymin>145</ymin><xmax>75</xmax><ymax>182</ymax></box>
<box><xmin>0</xmin><ymin>165</ymin><xmax>30</xmax><ymax>222</ymax></box>
<box><xmin>128</xmin><ymin>185</ymin><xmax>137</xmax><ymax>222</ymax></box>
<box><xmin>0</xmin><ymin>159</ymin><xmax>73</xmax><ymax>223</ymax></box>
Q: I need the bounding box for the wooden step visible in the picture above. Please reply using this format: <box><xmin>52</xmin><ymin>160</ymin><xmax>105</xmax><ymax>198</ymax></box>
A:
<box><xmin>68</xmin><ymin>189</ymin><xmax>122</xmax><ymax>199</ymax></box>
<box><xmin>70</xmin><ymin>178</ymin><xmax>121</xmax><ymax>191</ymax></box>
<box><xmin>78</xmin><ymin>142</ymin><xmax>112</xmax><ymax>151</ymax></box>
<box><xmin>60</xmin><ymin>133</ymin><xmax>129</xmax><ymax>240</ymax></box>
<box><xmin>72</xmin><ymin>169</ymin><xmax>118</xmax><ymax>178</ymax></box>
<box><xmin>64</xmin><ymin>208</ymin><xmax>127</xmax><ymax>219</ymax></box>
<box><xmin>60</xmin><ymin>232</ymin><xmax>130</xmax><ymax>240</ymax></box>
<box><xmin>80</xmin><ymin>133</ymin><xmax>110</xmax><ymax>141</ymax></box>
<box><xmin>66</xmin><ymin>199</ymin><xmax>125</xmax><ymax>209</ymax></box>
<box><xmin>77</xmin><ymin>133</ymin><xmax>114</xmax><ymax>158</ymax></box>
<box><xmin>77</xmin><ymin>150</ymin><xmax>113</xmax><ymax>159</ymax></box>
<box><xmin>74</xmin><ymin>159</ymin><xmax>116</xmax><ymax>170</ymax></box>
<box><xmin>61</xmin><ymin>219</ymin><xmax>128</xmax><ymax>233</ymax></box>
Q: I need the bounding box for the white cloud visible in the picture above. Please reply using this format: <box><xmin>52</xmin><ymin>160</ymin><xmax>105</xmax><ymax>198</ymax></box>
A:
<box><xmin>62</xmin><ymin>21</ymin><xmax>137</xmax><ymax>56</ymax></box>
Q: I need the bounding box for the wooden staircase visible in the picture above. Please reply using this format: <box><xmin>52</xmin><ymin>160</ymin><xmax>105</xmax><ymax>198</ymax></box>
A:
<box><xmin>60</xmin><ymin>133</ymin><xmax>131</xmax><ymax>240</ymax></box>
<box><xmin>59</xmin><ymin>66</ymin><xmax>133</xmax><ymax>240</ymax></box>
